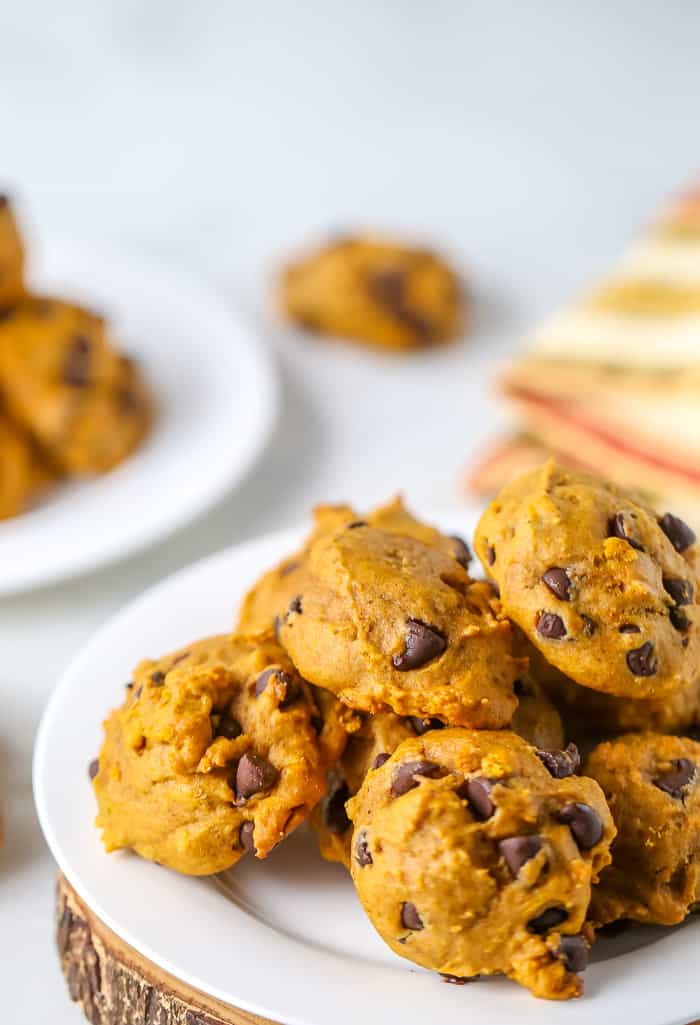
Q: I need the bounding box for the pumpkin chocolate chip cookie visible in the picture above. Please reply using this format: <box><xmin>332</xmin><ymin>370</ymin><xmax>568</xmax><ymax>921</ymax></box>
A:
<box><xmin>277</xmin><ymin>521</ymin><xmax>521</xmax><ymax>727</ymax></box>
<box><xmin>0</xmin><ymin>195</ymin><xmax>25</xmax><ymax>310</ymax></box>
<box><xmin>237</xmin><ymin>496</ymin><xmax>472</xmax><ymax>636</ymax></box>
<box><xmin>93</xmin><ymin>633</ymin><xmax>331</xmax><ymax>875</ymax></box>
<box><xmin>586</xmin><ymin>732</ymin><xmax>700</xmax><ymax>926</ymax></box>
<box><xmin>281</xmin><ymin>235</ymin><xmax>464</xmax><ymax>351</ymax></box>
<box><xmin>347</xmin><ymin>729</ymin><xmax>614</xmax><ymax>1000</ymax></box>
<box><xmin>313</xmin><ymin>682</ymin><xmax>563</xmax><ymax>870</ymax></box>
<box><xmin>475</xmin><ymin>461</ymin><xmax>699</xmax><ymax>699</ymax></box>
<box><xmin>0</xmin><ymin>296</ymin><xmax>152</xmax><ymax>475</ymax></box>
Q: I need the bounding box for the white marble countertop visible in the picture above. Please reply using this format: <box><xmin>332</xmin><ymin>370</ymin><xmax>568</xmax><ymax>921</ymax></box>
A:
<box><xmin>1</xmin><ymin>3</ymin><xmax>699</xmax><ymax>1021</ymax></box>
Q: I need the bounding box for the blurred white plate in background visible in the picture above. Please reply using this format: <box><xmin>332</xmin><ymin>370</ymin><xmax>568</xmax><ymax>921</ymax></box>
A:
<box><xmin>34</xmin><ymin>513</ymin><xmax>700</xmax><ymax>1025</ymax></box>
<box><xmin>0</xmin><ymin>239</ymin><xmax>277</xmax><ymax>595</ymax></box>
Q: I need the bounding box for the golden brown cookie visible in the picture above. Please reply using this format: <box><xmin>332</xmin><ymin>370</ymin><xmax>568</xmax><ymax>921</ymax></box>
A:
<box><xmin>281</xmin><ymin>235</ymin><xmax>464</xmax><ymax>351</ymax></box>
<box><xmin>237</xmin><ymin>496</ymin><xmax>472</xmax><ymax>635</ymax></box>
<box><xmin>515</xmin><ymin>629</ymin><xmax>700</xmax><ymax>739</ymax></box>
<box><xmin>0</xmin><ymin>297</ymin><xmax>152</xmax><ymax>474</ymax></box>
<box><xmin>0</xmin><ymin>196</ymin><xmax>25</xmax><ymax>310</ymax></box>
<box><xmin>94</xmin><ymin>633</ymin><xmax>332</xmax><ymax>876</ymax></box>
<box><xmin>475</xmin><ymin>461</ymin><xmax>699</xmax><ymax>699</ymax></box>
<box><xmin>0</xmin><ymin>413</ymin><xmax>55</xmax><ymax>519</ymax></box>
<box><xmin>347</xmin><ymin>729</ymin><xmax>614</xmax><ymax>1000</ymax></box>
<box><xmin>586</xmin><ymin>733</ymin><xmax>700</xmax><ymax>926</ymax></box>
<box><xmin>278</xmin><ymin>521</ymin><xmax>520</xmax><ymax>727</ymax></box>
<box><xmin>313</xmin><ymin>684</ymin><xmax>563</xmax><ymax>870</ymax></box>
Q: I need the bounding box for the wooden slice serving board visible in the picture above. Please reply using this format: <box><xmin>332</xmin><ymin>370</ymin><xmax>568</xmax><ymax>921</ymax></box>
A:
<box><xmin>55</xmin><ymin>872</ymin><xmax>700</xmax><ymax>1025</ymax></box>
<box><xmin>56</xmin><ymin>873</ymin><xmax>279</xmax><ymax>1025</ymax></box>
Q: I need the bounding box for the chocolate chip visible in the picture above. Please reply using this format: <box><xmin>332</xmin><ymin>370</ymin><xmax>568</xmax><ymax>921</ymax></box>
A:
<box><xmin>542</xmin><ymin>567</ymin><xmax>572</xmax><ymax>601</ymax></box>
<box><xmin>441</xmin><ymin>974</ymin><xmax>481</xmax><ymax>985</ymax></box>
<box><xmin>134</xmin><ymin>685</ymin><xmax>143</xmax><ymax>699</ymax></box>
<box><xmin>401</xmin><ymin>902</ymin><xmax>424</xmax><ymax>931</ymax></box>
<box><xmin>609</xmin><ymin>512</ymin><xmax>644</xmax><ymax>551</ymax></box>
<box><xmin>372</xmin><ymin>752</ymin><xmax>391</xmax><ymax>770</ymax></box>
<box><xmin>150</xmin><ymin>670</ymin><xmax>166</xmax><ymax>685</ymax></box>
<box><xmin>125</xmin><ymin>681</ymin><xmax>134</xmax><ymax>690</ymax></box>
<box><xmin>536</xmin><ymin>612</ymin><xmax>567</xmax><ymax>639</ymax></box>
<box><xmin>239</xmin><ymin>821</ymin><xmax>256</xmax><ymax>854</ymax></box>
<box><xmin>664</xmin><ymin>578</ymin><xmax>694</xmax><ymax>606</ymax></box>
<box><xmin>581</xmin><ymin>615</ymin><xmax>597</xmax><ymax>637</ymax></box>
<box><xmin>370</xmin><ymin>268</ymin><xmax>406</xmax><ymax>307</ymax></box>
<box><xmin>288</xmin><ymin>595</ymin><xmax>303</xmax><ymax>614</ymax></box>
<box><xmin>513</xmin><ymin>678</ymin><xmax>534</xmax><ymax>697</ymax></box>
<box><xmin>324</xmin><ymin>779</ymin><xmax>351</xmax><ymax>834</ymax></box>
<box><xmin>555</xmin><ymin>935</ymin><xmax>588</xmax><ymax>974</ymax></box>
<box><xmin>255</xmin><ymin>667</ymin><xmax>293</xmax><ymax>698</ymax></box>
<box><xmin>393</xmin><ymin>619</ymin><xmax>447</xmax><ymax>671</ymax></box>
<box><xmin>235</xmin><ymin>753</ymin><xmax>279</xmax><ymax>801</ymax></box>
<box><xmin>527</xmin><ymin>906</ymin><xmax>568</xmax><ymax>934</ymax></box>
<box><xmin>654</xmin><ymin>758</ymin><xmax>696</xmax><ymax>798</ymax></box>
<box><xmin>670</xmin><ymin>607</ymin><xmax>691</xmax><ymax>633</ymax></box>
<box><xmin>369</xmin><ymin>269</ymin><xmax>434</xmax><ymax>341</ymax></box>
<box><xmin>626</xmin><ymin>641</ymin><xmax>657</xmax><ymax>676</ymax></box>
<box><xmin>486</xmin><ymin>545</ymin><xmax>496</xmax><ymax>566</ymax></box>
<box><xmin>450</xmin><ymin>535</ymin><xmax>471</xmax><ymax>569</ymax></box>
<box><xmin>88</xmin><ymin>758</ymin><xmax>99</xmax><ymax>781</ymax></box>
<box><xmin>536</xmin><ymin>743</ymin><xmax>580</xmax><ymax>779</ymax></box>
<box><xmin>460</xmin><ymin>777</ymin><xmax>496</xmax><ymax>820</ymax></box>
<box><xmin>391</xmin><ymin>759</ymin><xmax>441</xmax><ymax>797</ymax></box>
<box><xmin>216</xmin><ymin>714</ymin><xmax>242</xmax><ymax>740</ymax></box>
<box><xmin>63</xmin><ymin>334</ymin><xmax>93</xmax><ymax>387</ymax></box>
<box><xmin>557</xmin><ymin>802</ymin><xmax>603</xmax><ymax>850</ymax></box>
<box><xmin>347</xmin><ymin>520</ymin><xmax>368</xmax><ymax>529</ymax></box>
<box><xmin>407</xmin><ymin>716</ymin><xmax>445</xmax><ymax>736</ymax></box>
<box><xmin>619</xmin><ymin>624</ymin><xmax>641</xmax><ymax>634</ymax></box>
<box><xmin>498</xmin><ymin>835</ymin><xmax>543</xmax><ymax>876</ymax></box>
<box><xmin>355</xmin><ymin>831</ymin><xmax>373</xmax><ymax>867</ymax></box>
<box><xmin>659</xmin><ymin>513</ymin><xmax>696</xmax><ymax>553</ymax></box>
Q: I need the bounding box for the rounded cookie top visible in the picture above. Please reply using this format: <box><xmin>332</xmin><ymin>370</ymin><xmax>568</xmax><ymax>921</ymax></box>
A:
<box><xmin>475</xmin><ymin>461</ymin><xmax>699</xmax><ymax>699</ymax></box>
<box><xmin>237</xmin><ymin>495</ymin><xmax>472</xmax><ymax>635</ymax></box>
<box><xmin>281</xmin><ymin>235</ymin><xmax>464</xmax><ymax>352</ymax></box>
<box><xmin>347</xmin><ymin>729</ymin><xmax>614</xmax><ymax>1000</ymax></box>
<box><xmin>313</xmin><ymin>683</ymin><xmax>563</xmax><ymax>870</ymax></box>
<box><xmin>0</xmin><ymin>296</ymin><xmax>152</xmax><ymax>474</ymax></box>
<box><xmin>94</xmin><ymin>633</ymin><xmax>331</xmax><ymax>875</ymax></box>
<box><xmin>278</xmin><ymin>522</ymin><xmax>520</xmax><ymax>727</ymax></box>
<box><xmin>586</xmin><ymin>732</ymin><xmax>700</xmax><ymax>926</ymax></box>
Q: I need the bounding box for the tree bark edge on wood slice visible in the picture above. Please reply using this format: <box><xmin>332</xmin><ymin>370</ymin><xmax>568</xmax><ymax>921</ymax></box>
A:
<box><xmin>56</xmin><ymin>872</ymin><xmax>279</xmax><ymax>1025</ymax></box>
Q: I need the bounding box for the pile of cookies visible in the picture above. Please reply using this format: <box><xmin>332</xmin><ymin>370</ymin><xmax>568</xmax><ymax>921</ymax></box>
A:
<box><xmin>92</xmin><ymin>463</ymin><xmax>700</xmax><ymax>1001</ymax></box>
<box><xmin>0</xmin><ymin>196</ymin><xmax>152</xmax><ymax>519</ymax></box>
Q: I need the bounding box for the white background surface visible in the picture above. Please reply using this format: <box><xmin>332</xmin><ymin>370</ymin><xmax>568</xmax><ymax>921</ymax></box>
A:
<box><xmin>1</xmin><ymin>2</ymin><xmax>700</xmax><ymax>1021</ymax></box>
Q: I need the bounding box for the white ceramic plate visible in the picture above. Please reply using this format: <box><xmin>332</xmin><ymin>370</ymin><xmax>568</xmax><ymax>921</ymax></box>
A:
<box><xmin>0</xmin><ymin>239</ymin><xmax>277</xmax><ymax>594</ymax></box>
<box><xmin>34</xmin><ymin>514</ymin><xmax>700</xmax><ymax>1025</ymax></box>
